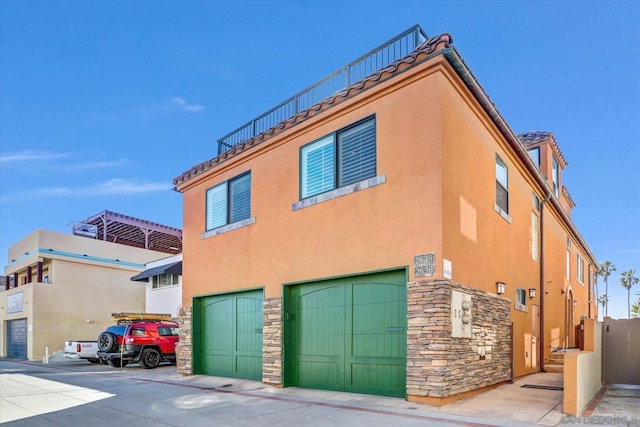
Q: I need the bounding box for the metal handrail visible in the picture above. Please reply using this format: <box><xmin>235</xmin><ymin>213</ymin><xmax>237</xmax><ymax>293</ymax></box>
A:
<box><xmin>217</xmin><ymin>25</ymin><xmax>428</xmax><ymax>154</ymax></box>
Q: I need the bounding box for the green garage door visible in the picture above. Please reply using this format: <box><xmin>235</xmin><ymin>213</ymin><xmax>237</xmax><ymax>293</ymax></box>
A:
<box><xmin>286</xmin><ymin>270</ymin><xmax>407</xmax><ymax>397</ymax></box>
<box><xmin>196</xmin><ymin>289</ymin><xmax>263</xmax><ymax>380</ymax></box>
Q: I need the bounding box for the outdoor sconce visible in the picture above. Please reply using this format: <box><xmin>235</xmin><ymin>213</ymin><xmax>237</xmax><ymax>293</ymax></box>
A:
<box><xmin>529</xmin><ymin>288</ymin><xmax>536</xmax><ymax>299</ymax></box>
<box><xmin>573</xmin><ymin>300</ymin><xmax>577</xmax><ymax>307</ymax></box>
<box><xmin>496</xmin><ymin>282</ymin><xmax>506</xmax><ymax>295</ymax></box>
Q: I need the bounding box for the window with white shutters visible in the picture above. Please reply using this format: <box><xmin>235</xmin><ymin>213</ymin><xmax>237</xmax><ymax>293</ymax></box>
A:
<box><xmin>206</xmin><ymin>172</ymin><xmax>251</xmax><ymax>231</ymax></box>
<box><xmin>301</xmin><ymin>116</ymin><xmax>376</xmax><ymax>199</ymax></box>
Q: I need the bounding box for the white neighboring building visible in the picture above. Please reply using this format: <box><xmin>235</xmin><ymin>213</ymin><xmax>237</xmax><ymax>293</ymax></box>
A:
<box><xmin>131</xmin><ymin>254</ymin><xmax>182</xmax><ymax>317</ymax></box>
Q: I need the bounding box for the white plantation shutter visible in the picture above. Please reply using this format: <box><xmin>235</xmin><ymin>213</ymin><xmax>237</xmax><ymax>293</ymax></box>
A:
<box><xmin>338</xmin><ymin>119</ymin><xmax>376</xmax><ymax>187</ymax></box>
<box><xmin>301</xmin><ymin>135</ymin><xmax>335</xmax><ymax>198</ymax></box>
<box><xmin>206</xmin><ymin>182</ymin><xmax>227</xmax><ymax>230</ymax></box>
<box><xmin>230</xmin><ymin>173</ymin><xmax>251</xmax><ymax>223</ymax></box>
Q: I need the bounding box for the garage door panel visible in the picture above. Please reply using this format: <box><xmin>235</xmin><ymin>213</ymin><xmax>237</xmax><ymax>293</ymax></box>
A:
<box><xmin>296</xmin><ymin>282</ymin><xmax>344</xmax><ymax>358</ymax></box>
<box><xmin>235</xmin><ymin>296</ymin><xmax>263</xmax><ymax>353</ymax></box>
<box><xmin>351</xmin><ymin>281</ymin><xmax>406</xmax><ymax>360</ymax></box>
<box><xmin>198</xmin><ymin>290</ymin><xmax>263</xmax><ymax>380</ymax></box>
<box><xmin>296</xmin><ymin>360</ymin><xmax>340</xmax><ymax>389</ymax></box>
<box><xmin>351</xmin><ymin>363</ymin><xmax>405</xmax><ymax>394</ymax></box>
<box><xmin>236</xmin><ymin>355</ymin><xmax>262</xmax><ymax>377</ymax></box>
<box><xmin>7</xmin><ymin>319</ymin><xmax>28</xmax><ymax>359</ymax></box>
<box><xmin>288</xmin><ymin>270</ymin><xmax>406</xmax><ymax>397</ymax></box>
<box><xmin>204</xmin><ymin>298</ymin><xmax>232</xmax><ymax>352</ymax></box>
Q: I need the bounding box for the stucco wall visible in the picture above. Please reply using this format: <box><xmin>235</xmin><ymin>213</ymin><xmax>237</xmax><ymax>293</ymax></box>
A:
<box><xmin>563</xmin><ymin>319</ymin><xmax>602</xmax><ymax>416</ymax></box>
<box><xmin>1</xmin><ymin>228</ymin><xmax>166</xmax><ymax>360</ymax></box>
<box><xmin>145</xmin><ymin>283</ymin><xmax>181</xmax><ymax>317</ymax></box>
<box><xmin>0</xmin><ymin>285</ymin><xmax>34</xmax><ymax>358</ymax></box>
<box><xmin>179</xmin><ymin>58</ymin><xmax>448</xmax><ymax>302</ymax></box>
<box><xmin>176</xmin><ymin>47</ymin><xmax>596</xmax><ymax>385</ymax></box>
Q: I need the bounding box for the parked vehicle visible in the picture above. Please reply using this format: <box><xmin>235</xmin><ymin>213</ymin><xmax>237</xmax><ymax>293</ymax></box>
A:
<box><xmin>96</xmin><ymin>313</ymin><xmax>179</xmax><ymax>369</ymax></box>
<box><xmin>63</xmin><ymin>340</ymin><xmax>101</xmax><ymax>363</ymax></box>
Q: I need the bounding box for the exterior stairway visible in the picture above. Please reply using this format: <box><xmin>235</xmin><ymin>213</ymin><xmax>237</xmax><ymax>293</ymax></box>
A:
<box><xmin>546</xmin><ymin>351</ymin><xmax>566</xmax><ymax>373</ymax></box>
<box><xmin>545</xmin><ymin>348</ymin><xmax>581</xmax><ymax>373</ymax></box>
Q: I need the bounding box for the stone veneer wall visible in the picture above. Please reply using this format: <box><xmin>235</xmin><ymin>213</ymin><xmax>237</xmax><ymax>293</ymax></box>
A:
<box><xmin>177</xmin><ymin>306</ymin><xmax>193</xmax><ymax>376</ymax></box>
<box><xmin>407</xmin><ymin>279</ymin><xmax>511</xmax><ymax>398</ymax></box>
<box><xmin>262</xmin><ymin>297</ymin><xmax>283</xmax><ymax>386</ymax></box>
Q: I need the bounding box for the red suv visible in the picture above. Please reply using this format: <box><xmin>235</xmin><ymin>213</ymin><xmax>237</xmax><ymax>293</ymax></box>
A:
<box><xmin>96</xmin><ymin>313</ymin><xmax>179</xmax><ymax>369</ymax></box>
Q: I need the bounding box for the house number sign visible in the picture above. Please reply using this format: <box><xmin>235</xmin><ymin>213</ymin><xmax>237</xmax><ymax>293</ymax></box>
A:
<box><xmin>414</xmin><ymin>253</ymin><xmax>435</xmax><ymax>277</ymax></box>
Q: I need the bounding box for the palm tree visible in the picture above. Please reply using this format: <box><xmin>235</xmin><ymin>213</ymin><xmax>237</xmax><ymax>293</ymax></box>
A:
<box><xmin>598</xmin><ymin>294</ymin><xmax>608</xmax><ymax>319</ymax></box>
<box><xmin>620</xmin><ymin>270</ymin><xmax>639</xmax><ymax>319</ymax></box>
<box><xmin>597</xmin><ymin>261</ymin><xmax>616</xmax><ymax>317</ymax></box>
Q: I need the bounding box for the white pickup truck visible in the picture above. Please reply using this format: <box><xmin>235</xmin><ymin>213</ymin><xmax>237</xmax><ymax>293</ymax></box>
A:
<box><xmin>64</xmin><ymin>340</ymin><xmax>101</xmax><ymax>363</ymax></box>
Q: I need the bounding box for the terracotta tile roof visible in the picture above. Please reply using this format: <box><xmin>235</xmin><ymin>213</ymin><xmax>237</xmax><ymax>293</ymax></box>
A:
<box><xmin>562</xmin><ymin>185</ymin><xmax>576</xmax><ymax>208</ymax></box>
<box><xmin>518</xmin><ymin>130</ymin><xmax>554</xmax><ymax>145</ymax></box>
<box><xmin>173</xmin><ymin>33</ymin><xmax>453</xmax><ymax>187</ymax></box>
<box><xmin>517</xmin><ymin>131</ymin><xmax>568</xmax><ymax>168</ymax></box>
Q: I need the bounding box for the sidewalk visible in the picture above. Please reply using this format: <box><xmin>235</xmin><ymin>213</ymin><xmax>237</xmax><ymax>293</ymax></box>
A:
<box><xmin>68</xmin><ymin>361</ymin><xmax>566</xmax><ymax>426</ymax></box>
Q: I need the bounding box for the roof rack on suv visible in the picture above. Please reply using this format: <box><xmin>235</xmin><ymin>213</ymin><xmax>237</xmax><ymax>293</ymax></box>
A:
<box><xmin>111</xmin><ymin>312</ymin><xmax>175</xmax><ymax>324</ymax></box>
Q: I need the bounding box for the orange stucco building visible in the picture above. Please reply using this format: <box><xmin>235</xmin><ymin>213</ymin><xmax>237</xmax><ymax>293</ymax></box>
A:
<box><xmin>174</xmin><ymin>26</ymin><xmax>596</xmax><ymax>403</ymax></box>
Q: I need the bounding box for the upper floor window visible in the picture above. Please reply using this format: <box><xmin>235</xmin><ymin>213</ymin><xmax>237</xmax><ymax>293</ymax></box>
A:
<box><xmin>566</xmin><ymin>250</ymin><xmax>571</xmax><ymax>280</ymax></box>
<box><xmin>552</xmin><ymin>155</ymin><xmax>559</xmax><ymax>198</ymax></box>
<box><xmin>206</xmin><ymin>172</ymin><xmax>251</xmax><ymax>230</ymax></box>
<box><xmin>527</xmin><ymin>147</ymin><xmax>540</xmax><ymax>167</ymax></box>
<box><xmin>152</xmin><ymin>274</ymin><xmax>179</xmax><ymax>289</ymax></box>
<box><xmin>577</xmin><ymin>254</ymin><xmax>585</xmax><ymax>284</ymax></box>
<box><xmin>532</xmin><ymin>193</ymin><xmax>541</xmax><ymax>211</ymax></box>
<box><xmin>495</xmin><ymin>154</ymin><xmax>509</xmax><ymax>214</ymax></box>
<box><xmin>515</xmin><ymin>287</ymin><xmax>527</xmax><ymax>312</ymax></box>
<box><xmin>301</xmin><ymin>117</ymin><xmax>376</xmax><ymax>199</ymax></box>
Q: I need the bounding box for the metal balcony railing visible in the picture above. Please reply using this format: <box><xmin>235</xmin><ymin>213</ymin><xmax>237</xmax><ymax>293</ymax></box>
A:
<box><xmin>217</xmin><ymin>25</ymin><xmax>428</xmax><ymax>154</ymax></box>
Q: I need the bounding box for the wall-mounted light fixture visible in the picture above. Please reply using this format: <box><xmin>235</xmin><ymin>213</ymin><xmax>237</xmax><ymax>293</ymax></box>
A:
<box><xmin>561</xmin><ymin>288</ymin><xmax>566</xmax><ymax>294</ymax></box>
<box><xmin>496</xmin><ymin>282</ymin><xmax>506</xmax><ymax>295</ymax></box>
<box><xmin>529</xmin><ymin>288</ymin><xmax>536</xmax><ymax>299</ymax></box>
<box><xmin>573</xmin><ymin>300</ymin><xmax>577</xmax><ymax>307</ymax></box>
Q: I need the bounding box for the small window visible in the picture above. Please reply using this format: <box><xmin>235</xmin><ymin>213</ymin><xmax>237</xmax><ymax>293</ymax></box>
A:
<box><xmin>567</xmin><ymin>237</ymin><xmax>572</xmax><ymax>248</ymax></box>
<box><xmin>301</xmin><ymin>117</ymin><xmax>376</xmax><ymax>199</ymax></box>
<box><xmin>532</xmin><ymin>193</ymin><xmax>541</xmax><ymax>211</ymax></box>
<box><xmin>152</xmin><ymin>274</ymin><xmax>179</xmax><ymax>289</ymax></box>
<box><xmin>566</xmin><ymin>250</ymin><xmax>571</xmax><ymax>280</ymax></box>
<box><xmin>531</xmin><ymin>212</ymin><xmax>539</xmax><ymax>262</ymax></box>
<box><xmin>577</xmin><ymin>254</ymin><xmax>585</xmax><ymax>284</ymax></box>
<box><xmin>527</xmin><ymin>147</ymin><xmax>540</xmax><ymax>167</ymax></box>
<box><xmin>206</xmin><ymin>172</ymin><xmax>251</xmax><ymax>230</ymax></box>
<box><xmin>552</xmin><ymin>156</ymin><xmax>560</xmax><ymax>198</ymax></box>
<box><xmin>515</xmin><ymin>288</ymin><xmax>527</xmax><ymax>312</ymax></box>
<box><xmin>495</xmin><ymin>154</ymin><xmax>509</xmax><ymax>214</ymax></box>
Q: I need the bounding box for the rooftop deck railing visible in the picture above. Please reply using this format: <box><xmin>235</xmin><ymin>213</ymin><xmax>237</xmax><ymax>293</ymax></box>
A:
<box><xmin>217</xmin><ymin>25</ymin><xmax>428</xmax><ymax>154</ymax></box>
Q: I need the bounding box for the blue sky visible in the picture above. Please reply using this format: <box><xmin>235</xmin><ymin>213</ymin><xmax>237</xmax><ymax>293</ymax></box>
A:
<box><xmin>1</xmin><ymin>1</ymin><xmax>638</xmax><ymax>319</ymax></box>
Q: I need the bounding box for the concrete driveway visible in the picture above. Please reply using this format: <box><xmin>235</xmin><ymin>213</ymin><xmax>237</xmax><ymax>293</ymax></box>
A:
<box><xmin>1</xmin><ymin>359</ymin><xmax>637</xmax><ymax>426</ymax></box>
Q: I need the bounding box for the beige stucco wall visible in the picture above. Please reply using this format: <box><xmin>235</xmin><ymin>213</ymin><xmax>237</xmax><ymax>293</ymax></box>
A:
<box><xmin>1</xmin><ymin>229</ymin><xmax>167</xmax><ymax>360</ymax></box>
<box><xmin>563</xmin><ymin>319</ymin><xmax>602</xmax><ymax>416</ymax></box>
